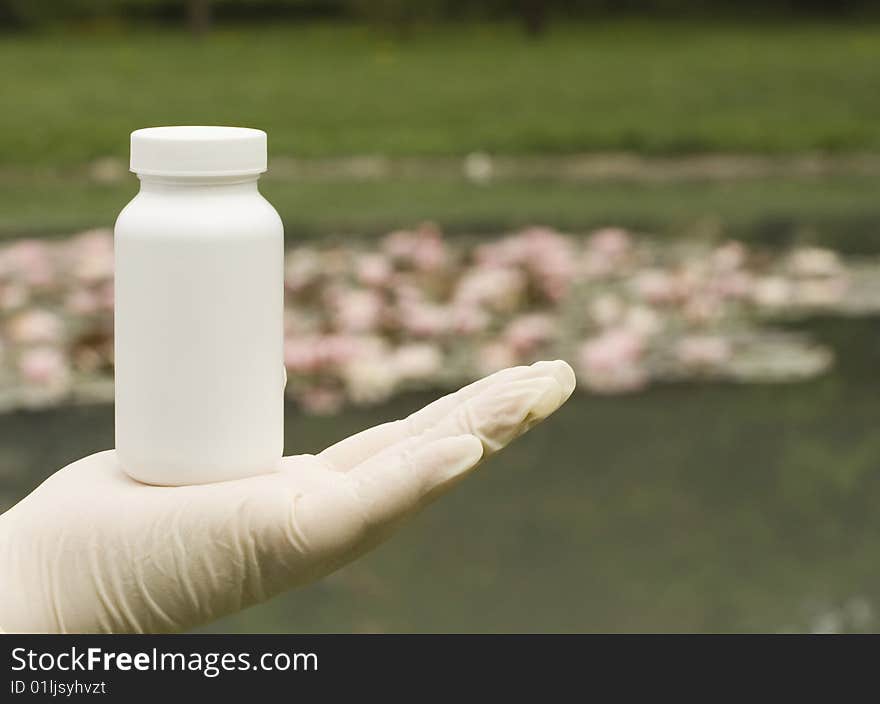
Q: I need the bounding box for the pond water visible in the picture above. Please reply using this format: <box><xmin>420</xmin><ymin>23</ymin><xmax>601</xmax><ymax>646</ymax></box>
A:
<box><xmin>2</xmin><ymin>315</ymin><xmax>879</xmax><ymax>633</ymax></box>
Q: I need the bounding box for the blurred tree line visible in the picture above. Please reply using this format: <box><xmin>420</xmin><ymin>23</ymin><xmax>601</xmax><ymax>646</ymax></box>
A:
<box><xmin>0</xmin><ymin>0</ymin><xmax>876</xmax><ymax>36</ymax></box>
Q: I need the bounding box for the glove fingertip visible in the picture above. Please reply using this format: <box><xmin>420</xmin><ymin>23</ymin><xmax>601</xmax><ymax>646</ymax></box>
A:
<box><xmin>531</xmin><ymin>359</ymin><xmax>577</xmax><ymax>400</ymax></box>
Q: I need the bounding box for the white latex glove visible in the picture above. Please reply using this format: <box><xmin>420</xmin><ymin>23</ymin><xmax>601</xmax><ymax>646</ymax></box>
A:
<box><xmin>0</xmin><ymin>361</ymin><xmax>575</xmax><ymax>633</ymax></box>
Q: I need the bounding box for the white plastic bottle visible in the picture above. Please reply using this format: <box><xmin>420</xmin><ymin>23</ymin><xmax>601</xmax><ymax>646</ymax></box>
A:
<box><xmin>114</xmin><ymin>126</ymin><xmax>284</xmax><ymax>485</ymax></box>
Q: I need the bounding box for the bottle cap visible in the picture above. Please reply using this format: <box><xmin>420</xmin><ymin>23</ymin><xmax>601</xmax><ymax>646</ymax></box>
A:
<box><xmin>130</xmin><ymin>126</ymin><xmax>267</xmax><ymax>177</ymax></box>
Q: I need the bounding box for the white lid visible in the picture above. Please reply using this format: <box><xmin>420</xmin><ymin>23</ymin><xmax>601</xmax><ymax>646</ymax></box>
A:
<box><xmin>130</xmin><ymin>126</ymin><xmax>267</xmax><ymax>177</ymax></box>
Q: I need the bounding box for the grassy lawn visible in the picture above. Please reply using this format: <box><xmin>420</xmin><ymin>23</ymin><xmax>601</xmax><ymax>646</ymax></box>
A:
<box><xmin>1</xmin><ymin>21</ymin><xmax>880</xmax><ymax>167</ymax></box>
<box><xmin>3</xmin><ymin>167</ymin><xmax>880</xmax><ymax>252</ymax></box>
<box><xmin>3</xmin><ymin>21</ymin><xmax>880</xmax><ymax>243</ymax></box>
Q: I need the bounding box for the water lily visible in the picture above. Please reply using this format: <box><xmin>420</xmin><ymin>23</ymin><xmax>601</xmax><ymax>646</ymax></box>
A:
<box><xmin>356</xmin><ymin>253</ymin><xmax>393</xmax><ymax>288</ymax></box>
<box><xmin>787</xmin><ymin>247</ymin><xmax>842</xmax><ymax>278</ymax></box>
<box><xmin>578</xmin><ymin>327</ymin><xmax>648</xmax><ymax>393</ymax></box>
<box><xmin>18</xmin><ymin>346</ymin><xmax>70</xmax><ymax>388</ymax></box>
<box><xmin>752</xmin><ymin>276</ymin><xmax>792</xmax><ymax>308</ymax></box>
<box><xmin>454</xmin><ymin>266</ymin><xmax>525</xmax><ymax>313</ymax></box>
<box><xmin>67</xmin><ymin>229</ymin><xmax>114</xmax><ymax>283</ymax></box>
<box><xmin>393</xmin><ymin>343</ymin><xmax>443</xmax><ymax>380</ymax></box>
<box><xmin>331</xmin><ymin>288</ymin><xmax>384</xmax><ymax>333</ymax></box>
<box><xmin>676</xmin><ymin>335</ymin><xmax>733</xmax><ymax>369</ymax></box>
<box><xmin>478</xmin><ymin>341</ymin><xmax>518</xmax><ymax>375</ymax></box>
<box><xmin>632</xmin><ymin>269</ymin><xmax>681</xmax><ymax>305</ymax></box>
<box><xmin>0</xmin><ymin>240</ymin><xmax>54</xmax><ymax>288</ymax></box>
<box><xmin>0</xmin><ymin>224</ymin><xmax>875</xmax><ymax>415</ymax></box>
<box><xmin>6</xmin><ymin>309</ymin><xmax>64</xmax><ymax>345</ymax></box>
<box><xmin>504</xmin><ymin>313</ymin><xmax>557</xmax><ymax>355</ymax></box>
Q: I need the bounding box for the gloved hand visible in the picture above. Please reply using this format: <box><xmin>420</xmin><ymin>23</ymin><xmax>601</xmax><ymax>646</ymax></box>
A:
<box><xmin>0</xmin><ymin>360</ymin><xmax>575</xmax><ymax>633</ymax></box>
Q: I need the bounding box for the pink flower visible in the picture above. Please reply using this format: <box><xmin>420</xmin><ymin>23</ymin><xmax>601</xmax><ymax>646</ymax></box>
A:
<box><xmin>285</xmin><ymin>334</ymin><xmax>377</xmax><ymax>372</ymax></box>
<box><xmin>64</xmin><ymin>287</ymin><xmax>102</xmax><ymax>316</ymax></box>
<box><xmin>97</xmin><ymin>282</ymin><xmax>114</xmax><ymax>311</ymax></box>
<box><xmin>578</xmin><ymin>328</ymin><xmax>647</xmax><ymax>393</ymax></box>
<box><xmin>519</xmin><ymin>227</ymin><xmax>577</xmax><ymax>301</ymax></box>
<box><xmin>331</xmin><ymin>289</ymin><xmax>384</xmax><ymax>333</ymax></box>
<box><xmin>589</xmin><ymin>227</ymin><xmax>632</xmax><ymax>259</ymax></box>
<box><xmin>473</xmin><ymin>228</ymin><xmax>576</xmax><ymax>300</ymax></box>
<box><xmin>342</xmin><ymin>357</ymin><xmax>398</xmax><ymax>405</ymax></box>
<box><xmin>284</xmin><ymin>337</ymin><xmax>323</xmax><ymax>374</ymax></box>
<box><xmin>283</xmin><ymin>309</ymin><xmax>314</xmax><ymax>336</ymax></box>
<box><xmin>711</xmin><ymin>271</ymin><xmax>753</xmax><ymax>300</ymax></box>
<box><xmin>18</xmin><ymin>346</ymin><xmax>70</xmax><ymax>388</ymax></box>
<box><xmin>473</xmin><ymin>239</ymin><xmax>522</xmax><ymax>268</ymax></box>
<box><xmin>751</xmin><ymin>277</ymin><xmax>792</xmax><ymax>308</ymax></box>
<box><xmin>298</xmin><ymin>387</ymin><xmax>345</xmax><ymax>415</ymax></box>
<box><xmin>787</xmin><ymin>247</ymin><xmax>842</xmax><ymax>278</ymax></box>
<box><xmin>676</xmin><ymin>335</ymin><xmax>732</xmax><ymax>369</ymax></box>
<box><xmin>454</xmin><ymin>266</ymin><xmax>525</xmax><ymax>312</ymax></box>
<box><xmin>72</xmin><ymin>343</ymin><xmax>108</xmax><ymax>374</ymax></box>
<box><xmin>451</xmin><ymin>304</ymin><xmax>490</xmax><ymax>334</ymax></box>
<box><xmin>67</xmin><ymin>229</ymin><xmax>114</xmax><ymax>283</ymax></box>
<box><xmin>580</xmin><ymin>328</ymin><xmax>644</xmax><ymax>371</ymax></box>
<box><xmin>393</xmin><ymin>343</ymin><xmax>443</xmax><ymax>380</ymax></box>
<box><xmin>624</xmin><ymin>306</ymin><xmax>663</xmax><ymax>337</ymax></box>
<box><xmin>583</xmin><ymin>227</ymin><xmax>633</xmax><ymax>278</ymax></box>
<box><xmin>397</xmin><ymin>300</ymin><xmax>451</xmax><ymax>337</ymax></box>
<box><xmin>383</xmin><ymin>223</ymin><xmax>447</xmax><ymax>272</ymax></box>
<box><xmin>0</xmin><ymin>282</ymin><xmax>28</xmax><ymax>311</ymax></box>
<box><xmin>711</xmin><ymin>241</ymin><xmax>747</xmax><ymax>272</ymax></box>
<box><xmin>324</xmin><ymin>334</ymin><xmax>384</xmax><ymax>367</ymax></box>
<box><xmin>590</xmin><ymin>294</ymin><xmax>624</xmax><ymax>327</ymax></box>
<box><xmin>632</xmin><ymin>269</ymin><xmax>681</xmax><ymax>305</ymax></box>
<box><xmin>383</xmin><ymin>230</ymin><xmax>417</xmax><ymax>259</ymax></box>
<box><xmin>6</xmin><ymin>309</ymin><xmax>64</xmax><ymax>344</ymax></box>
<box><xmin>284</xmin><ymin>248</ymin><xmax>322</xmax><ymax>292</ymax></box>
<box><xmin>478</xmin><ymin>341</ymin><xmax>518</xmax><ymax>375</ymax></box>
<box><xmin>504</xmin><ymin>313</ymin><xmax>557</xmax><ymax>355</ymax></box>
<box><xmin>0</xmin><ymin>240</ymin><xmax>55</xmax><ymax>288</ymax></box>
<box><xmin>391</xmin><ymin>281</ymin><xmax>423</xmax><ymax>306</ymax></box>
<box><xmin>682</xmin><ymin>294</ymin><xmax>723</xmax><ymax>325</ymax></box>
<box><xmin>356</xmin><ymin>253</ymin><xmax>393</xmax><ymax>287</ymax></box>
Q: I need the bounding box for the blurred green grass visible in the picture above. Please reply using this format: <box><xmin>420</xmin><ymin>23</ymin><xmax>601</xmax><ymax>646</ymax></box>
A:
<box><xmin>1</xmin><ymin>21</ymin><xmax>880</xmax><ymax>166</ymax></box>
<box><xmin>3</xmin><ymin>21</ymin><xmax>880</xmax><ymax>241</ymax></box>
<box><xmin>4</xmin><ymin>169</ymin><xmax>880</xmax><ymax>252</ymax></box>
